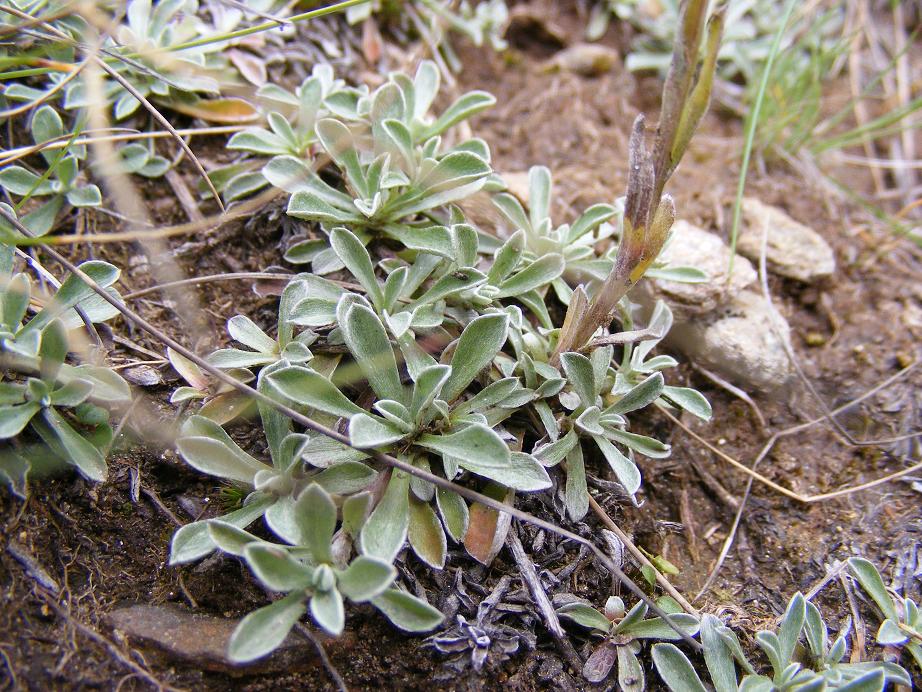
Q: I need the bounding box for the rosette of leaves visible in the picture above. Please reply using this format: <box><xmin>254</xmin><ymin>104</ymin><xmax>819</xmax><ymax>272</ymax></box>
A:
<box><xmin>556</xmin><ymin>594</ymin><xmax>700</xmax><ymax>687</ymax></box>
<box><xmin>169</xmin><ymin>362</ymin><xmax>378</xmax><ymax>565</ymax></box>
<box><xmin>0</xmin><ymin>106</ymin><xmax>101</xmax><ymax>235</ymax></box>
<box><xmin>848</xmin><ymin>557</ymin><xmax>922</xmax><ymax>673</ymax></box>
<box><xmin>285</xmin><ymin>227</ymin><xmax>478</xmax><ymax>363</ymax></box>
<box><xmin>493</xmin><ymin>166</ymin><xmax>618</xmax><ymax>294</ymax></box>
<box><xmin>276</xmin><ymin>60</ymin><xmax>496</xmax><ymax>233</ymax></box>
<box><xmin>219</xmin><ymin>65</ymin><xmax>366</xmax><ymax>202</ymax></box>
<box><xmin>346</xmin><ymin>0</ymin><xmax>508</xmax><ymax>74</ymax></box>
<box><xmin>207</xmin><ymin>278</ymin><xmax>317</xmax><ymax>370</ymax></box>
<box><xmin>0</xmin><ymin>259</ymin><xmax>131</xmax><ymax>493</ymax></box>
<box><xmin>205</xmin><ymin>483</ymin><xmax>443</xmax><ymax>662</ymax></box>
<box><xmin>520</xmin><ymin>300</ymin><xmax>709</xmax><ymax>518</ymax></box>
<box><xmin>64</xmin><ymin>0</ymin><xmax>228</xmax><ymax>120</ymax></box>
<box><xmin>267</xmin><ymin>305</ymin><xmax>551</xmax><ymax>569</ymax></box>
<box><xmin>655</xmin><ymin>592</ymin><xmax>909</xmax><ymax>692</ymax></box>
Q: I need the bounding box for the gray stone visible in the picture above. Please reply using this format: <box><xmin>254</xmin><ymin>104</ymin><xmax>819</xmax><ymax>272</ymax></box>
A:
<box><xmin>107</xmin><ymin>604</ymin><xmax>344</xmax><ymax>674</ymax></box>
<box><xmin>642</xmin><ymin>220</ymin><xmax>757</xmax><ymax>316</ymax></box>
<box><xmin>668</xmin><ymin>290</ymin><xmax>794</xmax><ymax>391</ymax></box>
<box><xmin>738</xmin><ymin>197</ymin><xmax>835</xmax><ymax>283</ymax></box>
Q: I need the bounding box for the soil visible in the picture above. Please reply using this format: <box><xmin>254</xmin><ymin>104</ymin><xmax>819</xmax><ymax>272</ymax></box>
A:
<box><xmin>2</xmin><ymin>2</ymin><xmax>921</xmax><ymax>690</ymax></box>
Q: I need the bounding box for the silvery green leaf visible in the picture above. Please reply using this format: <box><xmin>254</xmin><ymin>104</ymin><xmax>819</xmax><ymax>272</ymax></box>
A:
<box><xmin>407</xmin><ymin>268</ymin><xmax>486</xmax><ymax>310</ymax></box>
<box><xmin>560</xmin><ymin>352</ymin><xmax>597</xmax><ymax>409</ymax></box>
<box><xmin>652</xmin><ymin>643</ymin><xmax>707</xmax><ymax>692</ymax></box>
<box><xmin>21</xmin><ymin>197</ymin><xmax>62</xmax><ymax>235</ymax></box>
<box><xmin>382</xmin><ymin>310</ymin><xmax>412</xmax><ymax>339</ymax></box>
<box><xmin>422</xmin><ymin>91</ymin><xmax>496</xmax><ymax>139</ymax></box>
<box><xmin>0</xmin><ymin>166</ymin><xmax>55</xmax><ymax>196</ymax></box>
<box><xmin>58</xmin><ymin>363</ymin><xmax>131</xmax><ymax>404</ymax></box>
<box><xmin>169</xmin><ymin>494</ymin><xmax>273</xmax><ymax>564</ymax></box>
<box><xmin>0</xmin><ymin>402</ymin><xmax>40</xmax><ymax>439</ymax></box>
<box><xmin>493</xmin><ymin>192</ymin><xmax>531</xmax><ymax>234</ymax></box>
<box><xmin>382</xmin><ymin>267</ymin><xmax>409</xmax><ymax>314</ymax></box>
<box><xmin>310</xmin><ymin>584</ymin><xmax>345</xmax><ymax>635</ymax></box>
<box><xmin>450</xmin><ymin>224</ymin><xmax>479</xmax><ymax>268</ymax></box>
<box><xmin>207</xmin><ymin>521</ymin><xmax>265</xmax><ymax>556</ymax></box>
<box><xmin>244</xmin><ymin>544</ymin><xmax>314</xmax><ymax>591</ymax></box>
<box><xmin>287</xmin><ymin>191</ymin><xmax>358</xmax><ymax>225</ymax></box>
<box><xmin>329</xmin><ymin>227</ymin><xmax>383</xmax><ymax>305</ymax></box>
<box><xmin>592</xmin><ymin>435</ymin><xmax>641</xmax><ymax>496</ymax></box>
<box><xmin>526</xmin><ymin>166</ymin><xmax>551</xmax><ymax>228</ymax></box>
<box><xmin>289</xmin><ymin>298</ymin><xmax>338</xmax><ymax>327</ymax></box>
<box><xmin>411</xmin><ymin>60</ymin><xmax>440</xmax><ymax>121</ymax></box>
<box><xmin>835</xmin><ymin>671</ymin><xmax>885</xmax><ymax>692</ymax></box>
<box><xmin>313</xmin><ymin>461</ymin><xmax>377</xmax><ymax>495</ymax></box>
<box><xmin>607</xmin><ymin>373</ymin><xmax>664</xmax><ymax>415</ymax></box>
<box><xmin>436</xmin><ymin>488</ymin><xmax>469</xmax><ymax>542</ymax></box>
<box><xmin>738</xmin><ymin>675</ymin><xmax>775</xmax><ymax>692</ymax></box>
<box><xmin>604</xmin><ymin>428</ymin><xmax>670</xmax><ymax>458</ymax></box>
<box><xmin>487</xmin><ymin>230</ymin><xmax>525</xmax><ymax>284</ymax></box>
<box><xmin>316</xmin><ymin>119</ymin><xmax>367</xmax><ymax>197</ymax></box>
<box><xmin>268</xmin><ymin>365</ymin><xmax>363</xmax><ymax>419</ymax></box>
<box><xmin>373</xmin><ymin>399</ymin><xmax>414</xmax><ymax>431</ymax></box>
<box><xmin>50</xmin><ymin>379</ymin><xmax>92</xmax><ymax>407</ymax></box>
<box><xmin>533</xmin><ymin>429</ymin><xmax>578</xmax><ymax>467</ymax></box>
<box><xmin>207</xmin><ymin>348</ymin><xmax>276</xmax><ymax>368</ymax></box>
<box><xmin>295</xmin><ymin>484</ymin><xmax>336</xmax><ymax>563</ymax></box>
<box><xmin>575</xmin><ymin>406</ymin><xmax>604</xmax><ymax>435</ymax></box>
<box><xmin>25</xmin><ymin>261</ymin><xmax>119</xmax><ymax>334</ymax></box>
<box><xmin>1</xmin><ymin>273</ymin><xmax>31</xmax><ymax>328</ymax></box>
<box><xmin>564</xmin><ymin>443</ymin><xmax>588</xmax><ymax>521</ymax></box>
<box><xmin>384</xmin><ymin>225</ymin><xmax>455</xmax><ymax>259</ymax></box>
<box><xmin>556</xmin><ymin>601</ymin><xmax>610</xmax><ymax>631</ymax></box>
<box><xmin>803</xmin><ymin>602</ymin><xmax>826</xmax><ymax>657</ymax></box>
<box><xmin>875</xmin><ymin>619</ymin><xmax>907</xmax><ymax>645</ymax></box>
<box><xmin>359</xmin><ymin>470</ymin><xmax>410</xmax><ymax>562</ymax></box>
<box><xmin>297</xmin><ymin>434</ymin><xmax>367</xmax><ymax>468</ymax></box>
<box><xmin>371</xmin><ymin>588</ymin><xmax>444</xmax><ymax>632</ymax></box>
<box><xmin>389</xmin><ymin>152</ymin><xmax>491</xmax><ymax>217</ymax></box>
<box><xmin>284</xmin><ymin>239</ymin><xmax>326</xmax><ymax>265</ymax></box>
<box><xmin>567</xmin><ymin>203</ymin><xmax>617</xmax><ymax>243</ymax></box>
<box><xmin>534</xmin><ymin>378</ymin><xmax>567</xmax><ymax>399</ymax></box>
<box><xmin>618</xmin><ymin>644</ymin><xmax>645</xmax><ymax>691</ymax></box>
<box><xmin>700</xmin><ymin>614</ymin><xmax>740</xmax><ymax>692</ymax></box>
<box><xmin>778</xmin><ymin>593</ymin><xmax>806</xmax><ymax>663</ymax></box>
<box><xmin>623</xmin><ymin>613</ymin><xmax>700</xmax><ymax>640</ymax></box>
<box><xmin>408</xmin><ymin>496</ymin><xmax>447</xmax><ymax>569</ymax></box>
<box><xmin>397</xmin><ymin>331</ymin><xmax>437</xmax><ymax>382</ymax></box>
<box><xmin>280</xmin><ymin>341</ymin><xmax>312</xmax><ymax>362</ymax></box>
<box><xmin>410</xmin><ymin>364</ymin><xmax>451</xmax><ymax>422</ymax></box>
<box><xmin>177</xmin><ymin>434</ymin><xmax>270</xmax><ymax>485</ymax></box>
<box><xmin>645</xmin><ymin>265</ymin><xmax>709</xmax><ymax>283</ymax></box>
<box><xmin>453</xmin><ymin>377</ymin><xmax>521</xmax><ymax>415</ymax></box>
<box><xmin>590</xmin><ymin>345</ymin><xmax>614</xmax><ymax>386</ymax></box>
<box><xmin>662</xmin><ymin>385</ymin><xmax>712</xmax><ymax>420</ymax></box>
<box><xmin>342</xmin><ymin>492</ymin><xmax>373</xmax><ymax>539</ymax></box>
<box><xmin>228</xmin><ymin>592</ymin><xmax>307</xmax><ymax>663</ymax></box>
<box><xmin>31</xmin><ymin>105</ymin><xmax>64</xmax><ymax>147</ymax></box>
<box><xmin>442</xmin><ymin>313</ymin><xmax>508</xmax><ymax>401</ymax></box>
<box><xmin>341</xmin><ymin>303</ymin><xmax>404</xmax><ymax>404</ymax></box>
<box><xmin>496</xmin><ymin>388</ymin><xmax>535</xmax><ymax>408</ymax></box>
<box><xmin>516</xmin><ymin>289</ymin><xmax>554</xmax><ymax>329</ymax></box>
<box><xmin>349</xmin><ymin>413</ymin><xmax>407</xmax><ymax>448</ymax></box>
<box><xmin>639</xmin><ymin>354</ymin><xmax>679</xmax><ymax>371</ymax></box>
<box><xmin>495</xmin><ymin>253</ymin><xmax>565</xmax><ymax>298</ymax></box>
<box><xmin>66</xmin><ymin>185</ymin><xmax>102</xmax><ymax>208</ymax></box>
<box><xmin>848</xmin><ymin>558</ymin><xmax>898</xmax><ymax>621</ymax></box>
<box><xmin>228</xmin><ymin>128</ymin><xmax>289</xmax><ymax>155</ymax></box>
<box><xmin>227</xmin><ymin>315</ymin><xmax>276</xmax><ymax>354</ymax></box>
<box><xmin>337</xmin><ymin>556</ymin><xmax>396</xmax><ymax>602</ymax></box>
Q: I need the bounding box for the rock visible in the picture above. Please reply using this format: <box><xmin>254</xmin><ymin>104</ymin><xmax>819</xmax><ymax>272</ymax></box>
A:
<box><xmin>642</xmin><ymin>220</ymin><xmax>757</xmax><ymax>316</ymax></box>
<box><xmin>107</xmin><ymin>604</ymin><xmax>347</xmax><ymax>674</ymax></box>
<box><xmin>737</xmin><ymin>197</ymin><xmax>836</xmax><ymax>283</ymax></box>
<box><xmin>668</xmin><ymin>290</ymin><xmax>794</xmax><ymax>391</ymax></box>
<box><xmin>542</xmin><ymin>44</ymin><xmax>620</xmax><ymax>76</ymax></box>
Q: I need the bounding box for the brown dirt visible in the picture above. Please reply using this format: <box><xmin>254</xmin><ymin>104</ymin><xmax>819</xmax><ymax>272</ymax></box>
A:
<box><xmin>2</xmin><ymin>2</ymin><xmax>921</xmax><ymax>690</ymax></box>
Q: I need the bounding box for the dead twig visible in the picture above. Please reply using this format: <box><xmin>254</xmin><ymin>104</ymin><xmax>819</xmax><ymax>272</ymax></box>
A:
<box><xmin>507</xmin><ymin>526</ymin><xmax>583</xmax><ymax>673</ymax></box>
